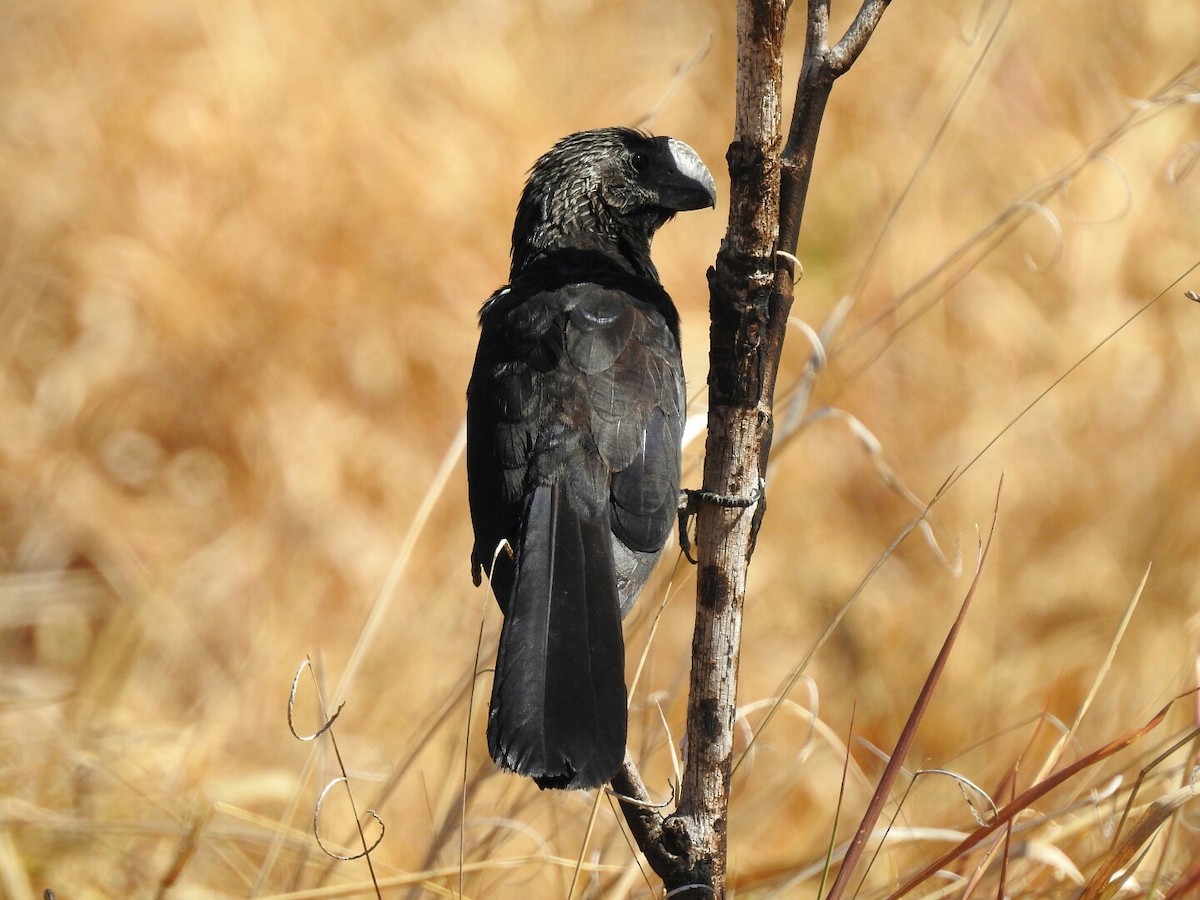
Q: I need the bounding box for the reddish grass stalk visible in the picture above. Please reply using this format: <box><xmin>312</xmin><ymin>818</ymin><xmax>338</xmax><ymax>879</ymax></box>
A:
<box><xmin>887</xmin><ymin>691</ymin><xmax>1198</xmax><ymax>899</ymax></box>
<box><xmin>824</xmin><ymin>479</ymin><xmax>1001</xmax><ymax>899</ymax></box>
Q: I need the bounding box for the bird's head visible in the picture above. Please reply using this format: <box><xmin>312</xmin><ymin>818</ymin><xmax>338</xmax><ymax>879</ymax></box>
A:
<box><xmin>511</xmin><ymin>127</ymin><xmax>716</xmax><ymax>280</ymax></box>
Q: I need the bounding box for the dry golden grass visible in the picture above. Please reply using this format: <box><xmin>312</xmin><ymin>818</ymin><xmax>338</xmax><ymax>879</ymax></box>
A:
<box><xmin>1</xmin><ymin>1</ymin><xmax>1199</xmax><ymax>897</ymax></box>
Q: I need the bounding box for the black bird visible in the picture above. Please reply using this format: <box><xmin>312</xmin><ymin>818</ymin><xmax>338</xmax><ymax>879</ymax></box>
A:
<box><xmin>466</xmin><ymin>128</ymin><xmax>716</xmax><ymax>789</ymax></box>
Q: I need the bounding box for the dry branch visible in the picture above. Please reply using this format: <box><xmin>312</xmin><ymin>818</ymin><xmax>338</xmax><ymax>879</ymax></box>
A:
<box><xmin>615</xmin><ymin>1</ymin><xmax>894</xmax><ymax>895</ymax></box>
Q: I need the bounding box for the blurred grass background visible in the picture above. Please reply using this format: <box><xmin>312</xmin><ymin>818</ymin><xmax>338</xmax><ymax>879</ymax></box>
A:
<box><xmin>1</xmin><ymin>0</ymin><xmax>1199</xmax><ymax>896</ymax></box>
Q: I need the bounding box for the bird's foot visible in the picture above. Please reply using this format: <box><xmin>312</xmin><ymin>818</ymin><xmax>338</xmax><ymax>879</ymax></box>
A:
<box><xmin>676</xmin><ymin>478</ymin><xmax>765</xmax><ymax>564</ymax></box>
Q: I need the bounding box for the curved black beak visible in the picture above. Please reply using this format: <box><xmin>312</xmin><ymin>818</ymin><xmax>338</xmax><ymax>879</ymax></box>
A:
<box><xmin>652</xmin><ymin>137</ymin><xmax>717</xmax><ymax>212</ymax></box>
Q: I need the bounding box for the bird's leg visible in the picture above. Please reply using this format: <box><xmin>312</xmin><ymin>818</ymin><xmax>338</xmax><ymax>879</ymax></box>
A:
<box><xmin>676</xmin><ymin>478</ymin><xmax>765</xmax><ymax>564</ymax></box>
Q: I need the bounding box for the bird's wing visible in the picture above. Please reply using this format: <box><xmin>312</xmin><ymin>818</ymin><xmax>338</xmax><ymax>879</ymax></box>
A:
<box><xmin>565</xmin><ymin>288</ymin><xmax>682</xmax><ymax>525</ymax></box>
<box><xmin>562</xmin><ymin>283</ymin><xmax>685</xmax><ymax>613</ymax></box>
<box><xmin>468</xmin><ymin>272</ymin><xmax>684</xmax><ymax>602</ymax></box>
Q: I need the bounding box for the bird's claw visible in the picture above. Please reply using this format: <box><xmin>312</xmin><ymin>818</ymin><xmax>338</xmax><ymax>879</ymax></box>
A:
<box><xmin>676</xmin><ymin>478</ymin><xmax>766</xmax><ymax>564</ymax></box>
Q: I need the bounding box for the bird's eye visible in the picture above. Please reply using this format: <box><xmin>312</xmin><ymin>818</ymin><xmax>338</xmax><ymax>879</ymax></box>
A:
<box><xmin>630</xmin><ymin>151</ymin><xmax>650</xmax><ymax>173</ymax></box>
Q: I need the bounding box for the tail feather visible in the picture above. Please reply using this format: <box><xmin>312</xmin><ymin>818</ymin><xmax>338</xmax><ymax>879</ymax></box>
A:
<box><xmin>487</xmin><ymin>484</ymin><xmax>627</xmax><ymax>789</ymax></box>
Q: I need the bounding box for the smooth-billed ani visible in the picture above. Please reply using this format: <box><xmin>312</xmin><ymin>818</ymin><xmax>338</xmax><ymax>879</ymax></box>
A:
<box><xmin>467</xmin><ymin>127</ymin><xmax>715</xmax><ymax>789</ymax></box>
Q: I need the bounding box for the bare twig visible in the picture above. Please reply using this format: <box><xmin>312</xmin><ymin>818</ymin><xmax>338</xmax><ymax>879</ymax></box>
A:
<box><xmin>611</xmin><ymin>755</ymin><xmax>699</xmax><ymax>887</ymax></box>
<box><xmin>613</xmin><ymin>1</ymin><xmax>895</xmax><ymax>896</ymax></box>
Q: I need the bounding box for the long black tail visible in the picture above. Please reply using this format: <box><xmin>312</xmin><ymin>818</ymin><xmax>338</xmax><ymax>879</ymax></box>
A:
<box><xmin>487</xmin><ymin>484</ymin><xmax>627</xmax><ymax>790</ymax></box>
